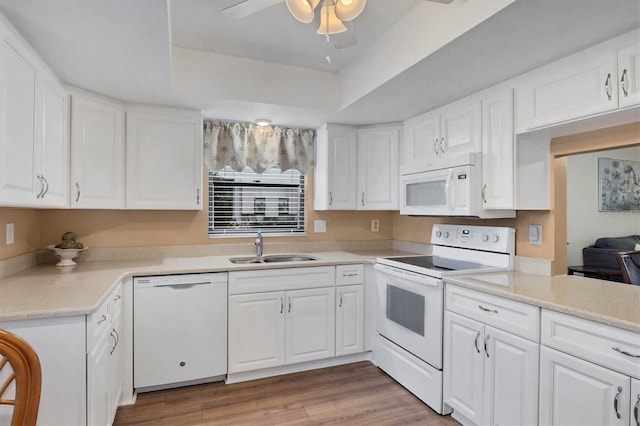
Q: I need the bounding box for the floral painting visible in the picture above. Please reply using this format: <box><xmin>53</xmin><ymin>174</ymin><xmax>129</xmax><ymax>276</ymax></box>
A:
<box><xmin>598</xmin><ymin>158</ymin><xmax>640</xmax><ymax>212</ymax></box>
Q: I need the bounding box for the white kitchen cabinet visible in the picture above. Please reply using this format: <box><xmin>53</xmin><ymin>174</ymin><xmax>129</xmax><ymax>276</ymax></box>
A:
<box><xmin>618</xmin><ymin>44</ymin><xmax>640</xmax><ymax>108</ymax></box>
<box><xmin>70</xmin><ymin>90</ymin><xmax>125</xmax><ymax>208</ymax></box>
<box><xmin>356</xmin><ymin>127</ymin><xmax>399</xmax><ymax>210</ymax></box>
<box><xmin>87</xmin><ymin>284</ymin><xmax>123</xmax><ymax>426</ymax></box>
<box><xmin>336</xmin><ymin>284</ymin><xmax>364</xmax><ymax>356</ymax></box>
<box><xmin>0</xmin><ymin>25</ymin><xmax>68</xmax><ymax>208</ymax></box>
<box><xmin>481</xmin><ymin>89</ymin><xmax>514</xmax><ymax>210</ymax></box>
<box><xmin>314</xmin><ymin>123</ymin><xmax>399</xmax><ymax>211</ymax></box>
<box><xmin>539</xmin><ymin>346</ymin><xmax>630</xmax><ymax>426</ymax></box>
<box><xmin>401</xmin><ymin>99</ymin><xmax>480</xmax><ymax>174</ymax></box>
<box><xmin>126</xmin><ymin>106</ymin><xmax>203</xmax><ymax>210</ymax></box>
<box><xmin>314</xmin><ymin>123</ymin><xmax>358</xmax><ymax>210</ymax></box>
<box><xmin>286</xmin><ymin>287</ymin><xmax>336</xmax><ymax>364</ymax></box>
<box><xmin>444</xmin><ymin>285</ymin><xmax>540</xmax><ymax>426</ymax></box>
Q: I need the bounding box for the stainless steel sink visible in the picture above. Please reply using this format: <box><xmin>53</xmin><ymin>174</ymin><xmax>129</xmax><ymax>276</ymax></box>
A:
<box><xmin>228</xmin><ymin>254</ymin><xmax>317</xmax><ymax>264</ymax></box>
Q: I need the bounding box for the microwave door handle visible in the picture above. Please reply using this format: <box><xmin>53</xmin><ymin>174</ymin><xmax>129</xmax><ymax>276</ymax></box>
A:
<box><xmin>447</xmin><ymin>169</ymin><xmax>456</xmax><ymax>213</ymax></box>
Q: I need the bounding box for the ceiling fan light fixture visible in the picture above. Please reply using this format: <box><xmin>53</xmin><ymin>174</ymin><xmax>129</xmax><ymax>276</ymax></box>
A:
<box><xmin>334</xmin><ymin>0</ymin><xmax>366</xmax><ymax>22</ymax></box>
<box><xmin>254</xmin><ymin>118</ymin><xmax>272</xmax><ymax>126</ymax></box>
<box><xmin>285</xmin><ymin>0</ymin><xmax>315</xmax><ymax>24</ymax></box>
<box><xmin>316</xmin><ymin>3</ymin><xmax>347</xmax><ymax>35</ymax></box>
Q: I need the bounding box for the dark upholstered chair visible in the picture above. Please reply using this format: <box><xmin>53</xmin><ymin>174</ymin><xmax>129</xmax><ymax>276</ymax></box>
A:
<box><xmin>614</xmin><ymin>250</ymin><xmax>640</xmax><ymax>285</ymax></box>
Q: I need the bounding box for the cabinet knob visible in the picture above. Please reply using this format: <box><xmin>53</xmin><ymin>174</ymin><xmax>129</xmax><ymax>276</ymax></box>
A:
<box><xmin>179</xmin><ymin>361</ymin><xmax>186</xmax><ymax>367</ymax></box>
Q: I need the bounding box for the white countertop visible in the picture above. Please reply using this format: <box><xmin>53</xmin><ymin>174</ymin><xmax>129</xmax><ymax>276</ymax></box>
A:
<box><xmin>2</xmin><ymin>252</ymin><xmax>639</xmax><ymax>334</ymax></box>
<box><xmin>445</xmin><ymin>272</ymin><xmax>640</xmax><ymax>332</ymax></box>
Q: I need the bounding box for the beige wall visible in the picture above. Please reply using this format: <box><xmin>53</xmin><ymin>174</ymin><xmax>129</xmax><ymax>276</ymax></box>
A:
<box><xmin>1</xmin><ymin>123</ymin><xmax>637</xmax><ymax>268</ymax></box>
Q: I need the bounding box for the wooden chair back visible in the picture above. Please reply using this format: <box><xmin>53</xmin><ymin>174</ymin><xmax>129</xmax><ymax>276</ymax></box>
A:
<box><xmin>0</xmin><ymin>329</ymin><xmax>42</xmax><ymax>426</ymax></box>
<box><xmin>614</xmin><ymin>250</ymin><xmax>640</xmax><ymax>285</ymax></box>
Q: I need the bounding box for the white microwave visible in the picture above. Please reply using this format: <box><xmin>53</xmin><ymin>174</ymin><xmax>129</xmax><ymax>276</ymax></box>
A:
<box><xmin>399</xmin><ymin>153</ymin><xmax>514</xmax><ymax>218</ymax></box>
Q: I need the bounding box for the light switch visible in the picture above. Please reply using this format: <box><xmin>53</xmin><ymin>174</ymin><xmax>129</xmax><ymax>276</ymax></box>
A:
<box><xmin>314</xmin><ymin>220</ymin><xmax>327</xmax><ymax>233</ymax></box>
<box><xmin>528</xmin><ymin>224</ymin><xmax>542</xmax><ymax>245</ymax></box>
<box><xmin>6</xmin><ymin>223</ymin><xmax>14</xmax><ymax>245</ymax></box>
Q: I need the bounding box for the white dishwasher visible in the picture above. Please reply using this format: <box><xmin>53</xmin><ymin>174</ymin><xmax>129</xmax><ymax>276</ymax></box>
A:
<box><xmin>133</xmin><ymin>272</ymin><xmax>227</xmax><ymax>391</ymax></box>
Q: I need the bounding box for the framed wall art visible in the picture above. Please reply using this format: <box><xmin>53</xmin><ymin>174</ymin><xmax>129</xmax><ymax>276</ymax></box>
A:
<box><xmin>598</xmin><ymin>157</ymin><xmax>640</xmax><ymax>212</ymax></box>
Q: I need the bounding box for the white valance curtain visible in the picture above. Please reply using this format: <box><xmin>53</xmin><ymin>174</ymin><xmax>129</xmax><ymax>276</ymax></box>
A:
<box><xmin>203</xmin><ymin>120</ymin><xmax>315</xmax><ymax>174</ymax></box>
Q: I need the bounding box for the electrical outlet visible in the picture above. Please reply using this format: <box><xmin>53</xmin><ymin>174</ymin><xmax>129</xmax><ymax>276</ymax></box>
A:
<box><xmin>6</xmin><ymin>223</ymin><xmax>14</xmax><ymax>245</ymax></box>
<box><xmin>314</xmin><ymin>220</ymin><xmax>327</xmax><ymax>233</ymax></box>
<box><xmin>528</xmin><ymin>224</ymin><xmax>542</xmax><ymax>245</ymax></box>
<box><xmin>371</xmin><ymin>219</ymin><xmax>379</xmax><ymax>232</ymax></box>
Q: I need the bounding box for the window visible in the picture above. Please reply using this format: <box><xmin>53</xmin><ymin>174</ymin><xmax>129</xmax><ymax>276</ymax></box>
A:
<box><xmin>208</xmin><ymin>166</ymin><xmax>305</xmax><ymax>236</ymax></box>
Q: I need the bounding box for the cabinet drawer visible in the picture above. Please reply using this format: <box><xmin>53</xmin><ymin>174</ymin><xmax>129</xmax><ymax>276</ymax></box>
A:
<box><xmin>229</xmin><ymin>266</ymin><xmax>335</xmax><ymax>294</ymax></box>
<box><xmin>86</xmin><ymin>299</ymin><xmax>110</xmax><ymax>352</ymax></box>
<box><xmin>336</xmin><ymin>264</ymin><xmax>364</xmax><ymax>285</ymax></box>
<box><xmin>541</xmin><ymin>309</ymin><xmax>640</xmax><ymax>379</ymax></box>
<box><xmin>445</xmin><ymin>285</ymin><xmax>539</xmax><ymax>341</ymax></box>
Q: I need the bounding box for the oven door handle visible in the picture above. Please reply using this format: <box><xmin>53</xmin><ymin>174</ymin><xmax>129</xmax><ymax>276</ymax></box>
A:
<box><xmin>374</xmin><ymin>264</ymin><xmax>441</xmax><ymax>288</ymax></box>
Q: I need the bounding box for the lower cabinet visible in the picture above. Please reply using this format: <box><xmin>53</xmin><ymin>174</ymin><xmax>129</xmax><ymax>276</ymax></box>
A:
<box><xmin>228</xmin><ymin>286</ymin><xmax>336</xmax><ymax>373</ymax></box>
<box><xmin>444</xmin><ymin>311</ymin><xmax>539</xmax><ymax>426</ymax></box>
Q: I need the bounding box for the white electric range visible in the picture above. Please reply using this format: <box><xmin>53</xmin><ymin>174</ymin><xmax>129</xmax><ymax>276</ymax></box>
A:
<box><xmin>374</xmin><ymin>224</ymin><xmax>515</xmax><ymax>414</ymax></box>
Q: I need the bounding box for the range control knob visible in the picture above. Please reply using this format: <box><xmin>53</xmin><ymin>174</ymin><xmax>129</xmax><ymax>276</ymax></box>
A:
<box><xmin>492</xmin><ymin>235</ymin><xmax>500</xmax><ymax>243</ymax></box>
<box><xmin>443</xmin><ymin>232</ymin><xmax>450</xmax><ymax>239</ymax></box>
<box><xmin>482</xmin><ymin>234</ymin><xmax>489</xmax><ymax>242</ymax></box>
<box><xmin>435</xmin><ymin>231</ymin><xmax>442</xmax><ymax>238</ymax></box>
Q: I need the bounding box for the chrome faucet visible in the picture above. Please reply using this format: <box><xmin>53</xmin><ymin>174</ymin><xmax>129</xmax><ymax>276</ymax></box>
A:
<box><xmin>255</xmin><ymin>231</ymin><xmax>263</xmax><ymax>256</ymax></box>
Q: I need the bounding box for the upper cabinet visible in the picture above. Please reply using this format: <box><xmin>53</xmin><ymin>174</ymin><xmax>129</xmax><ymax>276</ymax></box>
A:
<box><xmin>126</xmin><ymin>106</ymin><xmax>203</xmax><ymax>210</ymax></box>
<box><xmin>314</xmin><ymin>123</ymin><xmax>399</xmax><ymax>211</ymax></box>
<box><xmin>402</xmin><ymin>99</ymin><xmax>480</xmax><ymax>174</ymax></box>
<box><xmin>0</xmin><ymin>25</ymin><xmax>68</xmax><ymax>208</ymax></box>
<box><xmin>70</xmin><ymin>90</ymin><xmax>125</xmax><ymax>209</ymax></box>
<box><xmin>516</xmin><ymin>30</ymin><xmax>639</xmax><ymax>133</ymax></box>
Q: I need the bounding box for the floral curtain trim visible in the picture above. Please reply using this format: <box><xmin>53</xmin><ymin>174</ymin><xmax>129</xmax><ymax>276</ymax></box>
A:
<box><xmin>203</xmin><ymin>120</ymin><xmax>315</xmax><ymax>174</ymax></box>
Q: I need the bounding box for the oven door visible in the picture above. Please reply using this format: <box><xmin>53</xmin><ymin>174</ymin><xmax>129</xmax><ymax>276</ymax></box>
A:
<box><xmin>374</xmin><ymin>263</ymin><xmax>443</xmax><ymax>369</ymax></box>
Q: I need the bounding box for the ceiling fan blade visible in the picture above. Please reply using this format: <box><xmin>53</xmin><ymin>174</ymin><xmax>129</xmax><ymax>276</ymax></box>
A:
<box><xmin>222</xmin><ymin>0</ymin><xmax>284</xmax><ymax>19</ymax></box>
<box><xmin>331</xmin><ymin>21</ymin><xmax>357</xmax><ymax>49</ymax></box>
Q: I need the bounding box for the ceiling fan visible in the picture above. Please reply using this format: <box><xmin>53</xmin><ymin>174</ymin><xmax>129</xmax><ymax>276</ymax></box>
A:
<box><xmin>222</xmin><ymin>0</ymin><xmax>454</xmax><ymax>50</ymax></box>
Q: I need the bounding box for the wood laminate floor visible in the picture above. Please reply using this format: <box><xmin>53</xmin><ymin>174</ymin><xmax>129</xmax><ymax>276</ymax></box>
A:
<box><xmin>114</xmin><ymin>362</ymin><xmax>460</xmax><ymax>425</ymax></box>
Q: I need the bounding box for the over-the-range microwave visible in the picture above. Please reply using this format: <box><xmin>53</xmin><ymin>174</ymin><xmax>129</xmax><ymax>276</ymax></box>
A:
<box><xmin>399</xmin><ymin>152</ymin><xmax>515</xmax><ymax>218</ymax></box>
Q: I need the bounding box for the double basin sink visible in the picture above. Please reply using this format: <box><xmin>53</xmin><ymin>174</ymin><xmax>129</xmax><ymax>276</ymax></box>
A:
<box><xmin>229</xmin><ymin>254</ymin><xmax>318</xmax><ymax>265</ymax></box>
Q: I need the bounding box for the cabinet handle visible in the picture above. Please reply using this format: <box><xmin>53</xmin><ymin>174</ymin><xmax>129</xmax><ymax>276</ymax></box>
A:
<box><xmin>614</xmin><ymin>386</ymin><xmax>622</xmax><ymax>419</ymax></box>
<box><xmin>36</xmin><ymin>175</ymin><xmax>45</xmax><ymax>199</ymax></box>
<box><xmin>478</xmin><ymin>305</ymin><xmax>498</xmax><ymax>314</ymax></box>
<box><xmin>42</xmin><ymin>175</ymin><xmax>49</xmax><ymax>198</ymax></box>
<box><xmin>605</xmin><ymin>73</ymin><xmax>612</xmax><ymax>101</ymax></box>
<box><xmin>280</xmin><ymin>297</ymin><xmax>284</xmax><ymax>314</ymax></box>
<box><xmin>482</xmin><ymin>184</ymin><xmax>487</xmax><ymax>204</ymax></box>
<box><xmin>97</xmin><ymin>314</ymin><xmax>107</xmax><ymax>325</ymax></box>
<box><xmin>621</xmin><ymin>69</ymin><xmax>629</xmax><ymax>97</ymax></box>
<box><xmin>75</xmin><ymin>182</ymin><xmax>81</xmax><ymax>203</ymax></box>
<box><xmin>612</xmin><ymin>346</ymin><xmax>640</xmax><ymax>358</ymax></box>
<box><xmin>329</xmin><ymin>191</ymin><xmax>333</xmax><ymax>206</ymax></box>
<box><xmin>109</xmin><ymin>332</ymin><xmax>117</xmax><ymax>355</ymax></box>
<box><xmin>474</xmin><ymin>331</ymin><xmax>480</xmax><ymax>353</ymax></box>
<box><xmin>113</xmin><ymin>328</ymin><xmax>120</xmax><ymax>346</ymax></box>
<box><xmin>113</xmin><ymin>294</ymin><xmax>121</xmax><ymax>302</ymax></box>
<box><xmin>288</xmin><ymin>297</ymin><xmax>292</xmax><ymax>313</ymax></box>
<box><xmin>634</xmin><ymin>392</ymin><xmax>639</xmax><ymax>426</ymax></box>
<box><xmin>361</xmin><ymin>192</ymin><xmax>365</xmax><ymax>207</ymax></box>
<box><xmin>342</xmin><ymin>272</ymin><xmax>358</xmax><ymax>277</ymax></box>
<box><xmin>484</xmin><ymin>335</ymin><xmax>490</xmax><ymax>357</ymax></box>
<box><xmin>440</xmin><ymin>137</ymin><xmax>446</xmax><ymax>155</ymax></box>
<box><xmin>339</xmin><ymin>294</ymin><xmax>343</xmax><ymax>308</ymax></box>
<box><xmin>196</xmin><ymin>188</ymin><xmax>200</xmax><ymax>205</ymax></box>
<box><xmin>433</xmin><ymin>138</ymin><xmax>439</xmax><ymax>156</ymax></box>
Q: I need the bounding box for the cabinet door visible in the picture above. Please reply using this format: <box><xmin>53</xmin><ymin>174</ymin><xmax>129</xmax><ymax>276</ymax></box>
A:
<box><xmin>618</xmin><ymin>45</ymin><xmax>640</xmax><ymax>108</ymax></box>
<box><xmin>37</xmin><ymin>77</ymin><xmax>68</xmax><ymax>207</ymax></box>
<box><xmin>109</xmin><ymin>303</ymin><xmax>123</xmax><ymax>424</ymax></box>
<box><xmin>402</xmin><ymin>113</ymin><xmax>439</xmax><ymax>171</ymax></box>
<box><xmin>87</xmin><ymin>332</ymin><xmax>114</xmax><ymax>426</ymax></box>
<box><xmin>336</xmin><ymin>284</ymin><xmax>364</xmax><ymax>356</ymax></box>
<box><xmin>440</xmin><ymin>100</ymin><xmax>481</xmax><ymax>159</ymax></box>
<box><xmin>483</xmin><ymin>326</ymin><xmax>539</xmax><ymax>426</ymax></box>
<box><xmin>517</xmin><ymin>51</ymin><xmax>618</xmax><ymax>131</ymax></box>
<box><xmin>70</xmin><ymin>93</ymin><xmax>125</xmax><ymax>208</ymax></box>
<box><xmin>0</xmin><ymin>34</ymin><xmax>38</xmax><ymax>205</ymax></box>
<box><xmin>631</xmin><ymin>378</ymin><xmax>640</xmax><ymax>426</ymax></box>
<box><xmin>314</xmin><ymin>124</ymin><xmax>357</xmax><ymax>210</ymax></box>
<box><xmin>443</xmin><ymin>311</ymin><xmax>484</xmax><ymax>424</ymax></box>
<box><xmin>357</xmin><ymin>127</ymin><xmax>399</xmax><ymax>210</ymax></box>
<box><xmin>482</xmin><ymin>89</ymin><xmax>514</xmax><ymax>210</ymax></box>
<box><xmin>126</xmin><ymin>108</ymin><xmax>203</xmax><ymax>210</ymax></box>
<box><xmin>285</xmin><ymin>287</ymin><xmax>335</xmax><ymax>364</ymax></box>
<box><xmin>539</xmin><ymin>346</ymin><xmax>630</xmax><ymax>426</ymax></box>
<box><xmin>228</xmin><ymin>292</ymin><xmax>285</xmax><ymax>373</ymax></box>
